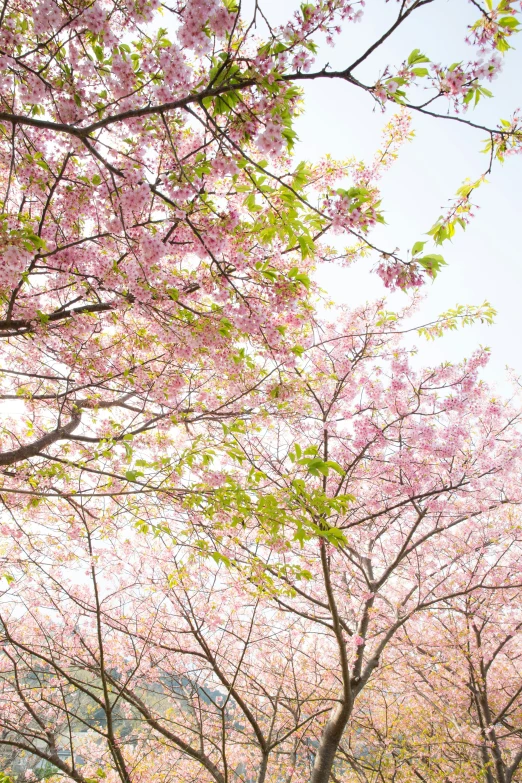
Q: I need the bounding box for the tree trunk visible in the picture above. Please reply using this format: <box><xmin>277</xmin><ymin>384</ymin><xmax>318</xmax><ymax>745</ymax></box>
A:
<box><xmin>310</xmin><ymin>700</ymin><xmax>351</xmax><ymax>783</ymax></box>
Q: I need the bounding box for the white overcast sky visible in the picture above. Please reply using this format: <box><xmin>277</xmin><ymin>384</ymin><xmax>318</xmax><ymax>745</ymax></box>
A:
<box><xmin>262</xmin><ymin>0</ymin><xmax>522</xmax><ymax>391</ymax></box>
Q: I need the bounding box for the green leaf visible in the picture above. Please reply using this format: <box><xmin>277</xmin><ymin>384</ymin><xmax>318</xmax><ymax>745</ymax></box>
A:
<box><xmin>324</xmin><ymin>460</ymin><xmax>345</xmax><ymax>476</ymax></box>
<box><xmin>417</xmin><ymin>254</ymin><xmax>447</xmax><ymax>277</ymax></box>
<box><xmin>211</xmin><ymin>551</ymin><xmax>231</xmax><ymax>567</ymax></box>
<box><xmin>297</xmin><ymin>233</ymin><xmax>315</xmax><ymax>259</ymax></box>
<box><xmin>294</xmin><ymin>272</ymin><xmax>310</xmax><ymax>289</ymax></box>
<box><xmin>322</xmin><ymin>526</ymin><xmax>348</xmax><ymax>546</ymax></box>
<box><xmin>499</xmin><ymin>15</ymin><xmax>519</xmax><ymax>28</ymax></box>
<box><xmin>407</xmin><ymin>49</ymin><xmax>430</xmax><ymax>66</ymax></box>
<box><xmin>376</xmin><ymin>310</ymin><xmax>398</xmax><ymax>326</ymax></box>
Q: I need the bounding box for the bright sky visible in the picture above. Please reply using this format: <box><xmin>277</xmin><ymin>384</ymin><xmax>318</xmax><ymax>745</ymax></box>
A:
<box><xmin>264</xmin><ymin>0</ymin><xmax>522</xmax><ymax>392</ymax></box>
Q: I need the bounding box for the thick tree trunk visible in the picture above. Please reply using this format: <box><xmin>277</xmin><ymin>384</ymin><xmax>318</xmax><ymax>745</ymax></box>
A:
<box><xmin>257</xmin><ymin>752</ymin><xmax>269</xmax><ymax>783</ymax></box>
<box><xmin>310</xmin><ymin>700</ymin><xmax>351</xmax><ymax>783</ymax></box>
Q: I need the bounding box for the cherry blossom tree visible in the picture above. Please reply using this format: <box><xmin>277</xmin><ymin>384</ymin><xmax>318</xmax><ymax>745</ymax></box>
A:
<box><xmin>1</xmin><ymin>0</ymin><xmax>522</xmax><ymax>510</ymax></box>
<box><xmin>2</xmin><ymin>302</ymin><xmax>522</xmax><ymax>783</ymax></box>
<box><xmin>200</xmin><ymin>300</ymin><xmax>522</xmax><ymax>781</ymax></box>
<box><xmin>357</xmin><ymin>579</ymin><xmax>522</xmax><ymax>783</ymax></box>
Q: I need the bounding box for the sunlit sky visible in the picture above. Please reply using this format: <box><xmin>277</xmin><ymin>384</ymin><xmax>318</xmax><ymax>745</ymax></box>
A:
<box><xmin>260</xmin><ymin>0</ymin><xmax>522</xmax><ymax>392</ymax></box>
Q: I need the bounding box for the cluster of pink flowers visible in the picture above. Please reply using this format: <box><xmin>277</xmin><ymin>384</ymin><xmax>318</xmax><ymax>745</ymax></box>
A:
<box><xmin>211</xmin><ymin>3</ymin><xmax>236</xmax><ymax>36</ymax></box>
<box><xmin>211</xmin><ymin>156</ymin><xmax>239</xmax><ymax>180</ymax></box>
<box><xmin>118</xmin><ymin>181</ymin><xmax>150</xmax><ymax>217</ymax></box>
<box><xmin>326</xmin><ymin>193</ymin><xmax>378</xmax><ymax>234</ymax></box>
<box><xmin>291</xmin><ymin>50</ymin><xmax>314</xmax><ymax>72</ymax></box>
<box><xmin>473</xmin><ymin>55</ymin><xmax>503</xmax><ymax>81</ymax></box>
<box><xmin>139</xmin><ymin>232</ymin><xmax>166</xmax><ymax>265</ymax></box>
<box><xmin>19</xmin><ymin>73</ymin><xmax>47</xmax><ymax>105</ymax></box>
<box><xmin>280</xmin><ymin>0</ymin><xmax>363</xmax><ymax>49</ymax></box>
<box><xmin>0</xmin><ymin>524</ymin><xmax>22</xmax><ymax>539</ymax></box>
<box><xmin>0</xmin><ymin>16</ymin><xmax>20</xmax><ymax>51</ymax></box>
<box><xmin>194</xmin><ymin>225</ymin><xmax>227</xmax><ymax>259</ymax></box>
<box><xmin>33</xmin><ymin>0</ymin><xmax>64</xmax><ymax>34</ymax></box>
<box><xmin>0</xmin><ymin>245</ymin><xmax>30</xmax><ymax>291</ymax></box>
<box><xmin>434</xmin><ymin>55</ymin><xmax>502</xmax><ymax>100</ymax></box>
<box><xmin>82</xmin><ymin>1</ymin><xmax>107</xmax><ymax>34</ymax></box>
<box><xmin>158</xmin><ymin>45</ymin><xmax>191</xmax><ymax>97</ymax></box>
<box><xmin>166</xmin><ymin>175</ymin><xmax>203</xmax><ymax>204</ymax></box>
<box><xmin>357</xmin><ymin>111</ymin><xmax>413</xmax><ymax>186</ymax></box>
<box><xmin>376</xmin><ymin>258</ymin><xmax>425</xmax><ymax>291</ymax></box>
<box><xmin>466</xmin><ymin>0</ymin><xmax>522</xmax><ymax>51</ymax></box>
<box><xmin>374</xmin><ymin>54</ymin><xmax>503</xmax><ymax>109</ymax></box>
<box><xmin>256</xmin><ymin>119</ymin><xmax>284</xmax><ymax>156</ymax></box>
<box><xmin>178</xmin><ymin>0</ymin><xmax>234</xmax><ymax>52</ymax></box>
<box><xmin>110</xmin><ymin>53</ymin><xmax>136</xmax><ymax>100</ymax></box>
<box><xmin>55</xmin><ymin>95</ymin><xmax>84</xmax><ymax>123</ymax></box>
<box><xmin>127</xmin><ymin>0</ymin><xmax>160</xmax><ymax>23</ymax></box>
